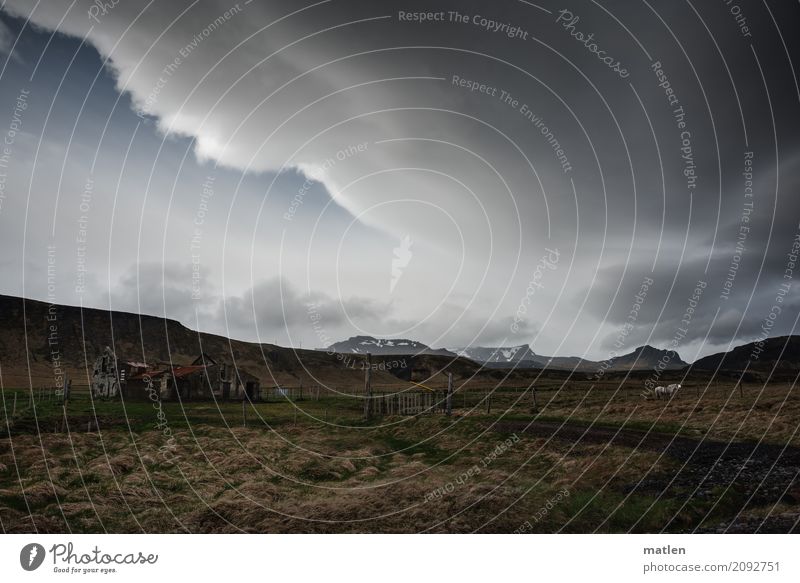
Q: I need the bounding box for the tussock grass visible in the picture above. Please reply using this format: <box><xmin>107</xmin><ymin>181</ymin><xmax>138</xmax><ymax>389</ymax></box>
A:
<box><xmin>1</xmin><ymin>383</ymin><xmax>797</xmax><ymax>532</ymax></box>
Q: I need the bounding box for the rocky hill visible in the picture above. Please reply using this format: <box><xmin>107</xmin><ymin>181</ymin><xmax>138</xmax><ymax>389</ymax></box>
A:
<box><xmin>691</xmin><ymin>336</ymin><xmax>800</xmax><ymax>375</ymax></box>
<box><xmin>607</xmin><ymin>345</ymin><xmax>687</xmax><ymax>370</ymax></box>
<box><xmin>0</xmin><ymin>295</ymin><xmax>404</xmax><ymax>389</ymax></box>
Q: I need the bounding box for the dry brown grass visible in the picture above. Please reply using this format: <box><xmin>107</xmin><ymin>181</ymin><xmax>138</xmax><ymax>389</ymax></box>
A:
<box><xmin>0</xmin><ymin>417</ymin><xmax>678</xmax><ymax>533</ymax></box>
<box><xmin>1</xmin><ymin>381</ymin><xmax>798</xmax><ymax>533</ymax></box>
<box><xmin>527</xmin><ymin>383</ymin><xmax>800</xmax><ymax>444</ymax></box>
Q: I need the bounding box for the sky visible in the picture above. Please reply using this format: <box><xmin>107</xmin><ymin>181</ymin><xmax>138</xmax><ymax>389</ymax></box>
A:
<box><xmin>0</xmin><ymin>0</ymin><xmax>798</xmax><ymax>362</ymax></box>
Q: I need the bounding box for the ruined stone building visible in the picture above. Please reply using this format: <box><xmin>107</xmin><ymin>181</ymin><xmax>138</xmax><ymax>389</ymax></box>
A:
<box><xmin>90</xmin><ymin>347</ymin><xmax>261</xmax><ymax>401</ymax></box>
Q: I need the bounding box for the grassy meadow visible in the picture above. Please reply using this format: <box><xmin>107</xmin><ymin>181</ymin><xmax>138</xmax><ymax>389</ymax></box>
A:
<box><xmin>1</xmin><ymin>380</ymin><xmax>798</xmax><ymax>533</ymax></box>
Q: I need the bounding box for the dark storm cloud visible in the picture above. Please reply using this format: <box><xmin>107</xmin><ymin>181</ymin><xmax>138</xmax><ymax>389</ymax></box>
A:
<box><xmin>0</xmin><ymin>17</ymin><xmax>13</xmax><ymax>56</ymax></box>
<box><xmin>112</xmin><ymin>261</ymin><xmax>217</xmax><ymax>323</ymax></box>
<box><xmin>0</xmin><ymin>0</ymin><xmax>797</xmax><ymax>358</ymax></box>
<box><xmin>223</xmin><ymin>276</ymin><xmax>386</xmax><ymax>332</ymax></box>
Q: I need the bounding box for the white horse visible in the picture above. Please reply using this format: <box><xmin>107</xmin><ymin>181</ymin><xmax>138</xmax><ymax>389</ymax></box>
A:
<box><xmin>653</xmin><ymin>383</ymin><xmax>681</xmax><ymax>400</ymax></box>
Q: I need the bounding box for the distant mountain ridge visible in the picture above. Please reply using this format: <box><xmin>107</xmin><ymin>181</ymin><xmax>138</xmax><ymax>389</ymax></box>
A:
<box><xmin>3</xmin><ymin>294</ymin><xmax>799</xmax><ymax>387</ymax></box>
<box><xmin>452</xmin><ymin>344</ymin><xmax>546</xmax><ymax>365</ymax></box>
<box><xmin>454</xmin><ymin>343</ymin><xmax>687</xmax><ymax>372</ymax></box>
<box><xmin>607</xmin><ymin>345</ymin><xmax>688</xmax><ymax>370</ymax></box>
<box><xmin>331</xmin><ymin>338</ymin><xmax>691</xmax><ymax>372</ymax></box>
<box><xmin>325</xmin><ymin>335</ymin><xmax>457</xmax><ymax>357</ymax></box>
<box><xmin>691</xmin><ymin>336</ymin><xmax>800</xmax><ymax>374</ymax></box>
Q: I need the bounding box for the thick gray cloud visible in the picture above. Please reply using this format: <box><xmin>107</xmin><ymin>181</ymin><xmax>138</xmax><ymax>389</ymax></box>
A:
<box><xmin>0</xmin><ymin>17</ymin><xmax>13</xmax><ymax>56</ymax></box>
<box><xmin>0</xmin><ymin>0</ymin><xmax>798</xmax><ymax>360</ymax></box>
<box><xmin>222</xmin><ymin>276</ymin><xmax>387</xmax><ymax>345</ymax></box>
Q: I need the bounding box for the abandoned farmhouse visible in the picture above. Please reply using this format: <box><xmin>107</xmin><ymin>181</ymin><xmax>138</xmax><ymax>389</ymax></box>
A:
<box><xmin>91</xmin><ymin>347</ymin><xmax>261</xmax><ymax>401</ymax></box>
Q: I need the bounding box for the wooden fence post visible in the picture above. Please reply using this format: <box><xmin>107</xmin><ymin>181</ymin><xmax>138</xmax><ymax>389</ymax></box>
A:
<box><xmin>242</xmin><ymin>399</ymin><xmax>247</xmax><ymax>427</ymax></box>
<box><xmin>363</xmin><ymin>353</ymin><xmax>372</xmax><ymax>421</ymax></box>
<box><xmin>446</xmin><ymin>373</ymin><xmax>453</xmax><ymax>416</ymax></box>
<box><xmin>12</xmin><ymin>392</ymin><xmax>17</xmax><ymax>417</ymax></box>
<box><xmin>531</xmin><ymin>386</ymin><xmax>537</xmax><ymax>411</ymax></box>
<box><xmin>487</xmin><ymin>392</ymin><xmax>492</xmax><ymax>414</ymax></box>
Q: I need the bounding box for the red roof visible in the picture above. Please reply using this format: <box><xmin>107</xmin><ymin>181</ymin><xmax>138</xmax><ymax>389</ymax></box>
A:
<box><xmin>128</xmin><ymin>369</ymin><xmax>168</xmax><ymax>381</ymax></box>
<box><xmin>170</xmin><ymin>365</ymin><xmax>208</xmax><ymax>378</ymax></box>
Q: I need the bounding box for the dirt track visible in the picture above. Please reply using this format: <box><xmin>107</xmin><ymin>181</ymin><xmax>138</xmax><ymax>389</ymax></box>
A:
<box><xmin>495</xmin><ymin>419</ymin><xmax>800</xmax><ymax>533</ymax></box>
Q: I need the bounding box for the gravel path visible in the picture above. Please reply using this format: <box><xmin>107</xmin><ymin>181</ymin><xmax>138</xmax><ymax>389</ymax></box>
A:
<box><xmin>495</xmin><ymin>419</ymin><xmax>800</xmax><ymax>533</ymax></box>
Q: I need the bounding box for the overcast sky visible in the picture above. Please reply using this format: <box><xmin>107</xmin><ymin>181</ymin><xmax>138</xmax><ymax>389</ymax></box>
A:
<box><xmin>0</xmin><ymin>0</ymin><xmax>798</xmax><ymax>361</ymax></box>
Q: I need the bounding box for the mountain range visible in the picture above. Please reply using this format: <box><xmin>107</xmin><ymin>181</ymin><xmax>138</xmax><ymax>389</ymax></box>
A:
<box><xmin>0</xmin><ymin>295</ymin><xmax>398</xmax><ymax>388</ymax></box>
<box><xmin>452</xmin><ymin>343</ymin><xmax>687</xmax><ymax>371</ymax></box>
<box><xmin>0</xmin><ymin>295</ymin><xmax>510</xmax><ymax>389</ymax></box>
<box><xmin>325</xmin><ymin>335</ymin><xmax>457</xmax><ymax>357</ymax></box>
<box><xmin>328</xmin><ymin>335</ymin><xmax>797</xmax><ymax>376</ymax></box>
<box><xmin>691</xmin><ymin>335</ymin><xmax>800</xmax><ymax>374</ymax></box>
<box><xmin>1</xmin><ymin>294</ymin><xmax>797</xmax><ymax>387</ymax></box>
